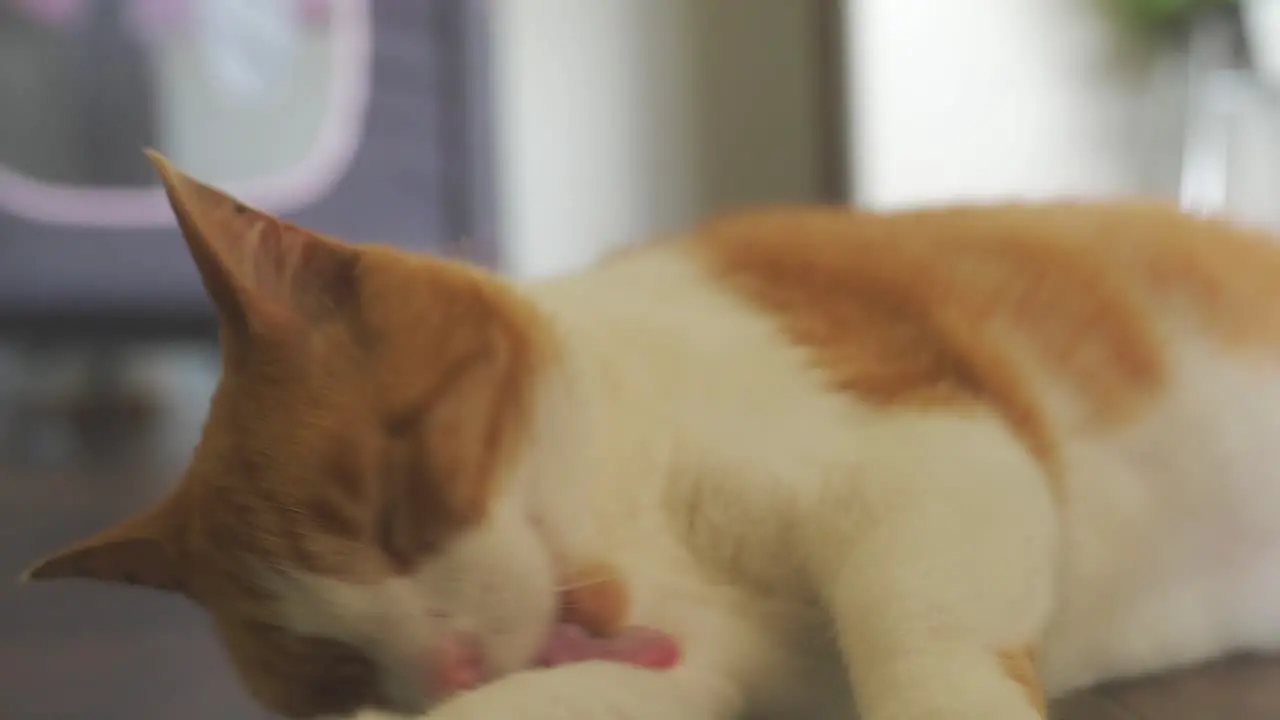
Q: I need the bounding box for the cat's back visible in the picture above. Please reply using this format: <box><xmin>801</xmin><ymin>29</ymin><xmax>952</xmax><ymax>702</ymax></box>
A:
<box><xmin>698</xmin><ymin>201</ymin><xmax>1280</xmax><ymax>426</ymax></box>
<box><xmin>538</xmin><ymin>200</ymin><xmax>1280</xmax><ymax>453</ymax></box>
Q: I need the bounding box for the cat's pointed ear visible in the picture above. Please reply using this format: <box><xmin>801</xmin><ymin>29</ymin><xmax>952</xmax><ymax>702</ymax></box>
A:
<box><xmin>145</xmin><ymin>149</ymin><xmax>360</xmax><ymax>331</ymax></box>
<box><xmin>22</xmin><ymin>505</ymin><xmax>187</xmax><ymax>594</ymax></box>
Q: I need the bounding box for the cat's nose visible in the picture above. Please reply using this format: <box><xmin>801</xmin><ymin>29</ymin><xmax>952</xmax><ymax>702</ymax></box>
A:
<box><xmin>429</xmin><ymin>631</ymin><xmax>485</xmax><ymax>695</ymax></box>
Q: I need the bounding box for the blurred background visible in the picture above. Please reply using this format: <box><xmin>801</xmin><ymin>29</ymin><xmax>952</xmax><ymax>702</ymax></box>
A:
<box><xmin>2</xmin><ymin>0</ymin><xmax>1280</xmax><ymax>718</ymax></box>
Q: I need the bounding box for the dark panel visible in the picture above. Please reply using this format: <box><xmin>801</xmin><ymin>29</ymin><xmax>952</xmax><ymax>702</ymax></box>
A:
<box><xmin>0</xmin><ymin>0</ymin><xmax>498</xmax><ymax>338</ymax></box>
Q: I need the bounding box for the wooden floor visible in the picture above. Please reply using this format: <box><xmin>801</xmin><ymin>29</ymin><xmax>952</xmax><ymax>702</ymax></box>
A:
<box><xmin>4</xmin><ymin>346</ymin><xmax>1280</xmax><ymax>720</ymax></box>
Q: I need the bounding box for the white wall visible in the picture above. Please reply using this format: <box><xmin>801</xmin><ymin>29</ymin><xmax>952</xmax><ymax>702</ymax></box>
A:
<box><xmin>846</xmin><ymin>0</ymin><xmax>1156</xmax><ymax>210</ymax></box>
<box><xmin>489</xmin><ymin>0</ymin><xmax>832</xmax><ymax>279</ymax></box>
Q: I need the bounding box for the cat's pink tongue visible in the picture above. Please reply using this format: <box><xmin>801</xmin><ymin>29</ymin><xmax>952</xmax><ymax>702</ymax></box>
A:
<box><xmin>536</xmin><ymin>622</ymin><xmax>681</xmax><ymax>670</ymax></box>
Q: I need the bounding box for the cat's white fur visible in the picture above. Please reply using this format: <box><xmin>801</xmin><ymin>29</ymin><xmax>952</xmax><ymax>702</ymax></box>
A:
<box><xmin>269</xmin><ymin>246</ymin><xmax>1280</xmax><ymax>720</ymax></box>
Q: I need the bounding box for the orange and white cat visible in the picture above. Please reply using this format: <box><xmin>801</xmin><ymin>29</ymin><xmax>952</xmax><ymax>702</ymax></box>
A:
<box><xmin>25</xmin><ymin>151</ymin><xmax>1280</xmax><ymax>720</ymax></box>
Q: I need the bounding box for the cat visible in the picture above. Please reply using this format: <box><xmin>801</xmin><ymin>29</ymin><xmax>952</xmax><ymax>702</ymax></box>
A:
<box><xmin>24</xmin><ymin>150</ymin><xmax>1280</xmax><ymax>720</ymax></box>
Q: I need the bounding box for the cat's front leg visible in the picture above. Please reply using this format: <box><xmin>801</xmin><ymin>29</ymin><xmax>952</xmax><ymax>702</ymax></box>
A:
<box><xmin>823</xmin><ymin>417</ymin><xmax>1061</xmax><ymax>720</ymax></box>
<box><xmin>417</xmin><ymin>661</ymin><xmax>740</xmax><ymax>720</ymax></box>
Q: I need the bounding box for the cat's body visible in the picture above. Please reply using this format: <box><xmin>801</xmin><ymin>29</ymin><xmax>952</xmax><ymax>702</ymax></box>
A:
<box><xmin>25</xmin><ymin>155</ymin><xmax>1280</xmax><ymax>720</ymax></box>
<box><xmin>483</xmin><ymin>205</ymin><xmax>1280</xmax><ymax>719</ymax></box>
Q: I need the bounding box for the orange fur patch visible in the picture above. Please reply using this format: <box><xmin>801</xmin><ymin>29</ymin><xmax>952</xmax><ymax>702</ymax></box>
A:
<box><xmin>695</xmin><ymin>202</ymin><xmax>1280</xmax><ymax>483</ymax></box>
<box><xmin>998</xmin><ymin>646</ymin><xmax>1047</xmax><ymax>717</ymax></box>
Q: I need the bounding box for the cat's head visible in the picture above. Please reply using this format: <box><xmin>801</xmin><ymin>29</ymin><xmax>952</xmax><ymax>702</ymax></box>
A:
<box><xmin>22</xmin><ymin>152</ymin><xmax>571</xmax><ymax>718</ymax></box>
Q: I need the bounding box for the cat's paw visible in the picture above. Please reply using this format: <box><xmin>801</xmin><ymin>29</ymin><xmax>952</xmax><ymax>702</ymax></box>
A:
<box><xmin>418</xmin><ymin>661</ymin><xmax>721</xmax><ymax>720</ymax></box>
<box><xmin>419</xmin><ymin>668</ymin><xmax>593</xmax><ymax>720</ymax></box>
<box><xmin>350</xmin><ymin>710</ymin><xmax>417</xmax><ymax>720</ymax></box>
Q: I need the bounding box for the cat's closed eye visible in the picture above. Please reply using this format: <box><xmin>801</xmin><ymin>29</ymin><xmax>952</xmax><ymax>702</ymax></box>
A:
<box><xmin>374</xmin><ymin>442</ymin><xmax>456</xmax><ymax>571</ymax></box>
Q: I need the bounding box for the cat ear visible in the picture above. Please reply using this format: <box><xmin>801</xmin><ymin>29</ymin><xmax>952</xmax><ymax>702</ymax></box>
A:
<box><xmin>22</xmin><ymin>506</ymin><xmax>187</xmax><ymax>594</ymax></box>
<box><xmin>145</xmin><ymin>149</ymin><xmax>360</xmax><ymax>331</ymax></box>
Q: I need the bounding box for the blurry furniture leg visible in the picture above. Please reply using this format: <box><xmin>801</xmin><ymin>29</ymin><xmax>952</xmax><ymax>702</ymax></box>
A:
<box><xmin>66</xmin><ymin>345</ymin><xmax>158</xmax><ymax>460</ymax></box>
<box><xmin>3</xmin><ymin>342</ymin><xmax>157</xmax><ymax>467</ymax></box>
<box><xmin>1</xmin><ymin>342</ymin><xmax>75</xmax><ymax>466</ymax></box>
